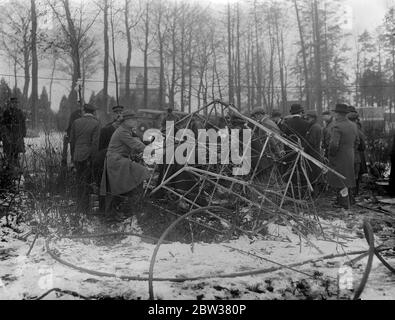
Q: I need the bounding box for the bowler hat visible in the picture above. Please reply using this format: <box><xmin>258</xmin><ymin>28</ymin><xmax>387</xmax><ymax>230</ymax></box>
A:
<box><xmin>322</xmin><ymin>110</ymin><xmax>331</xmax><ymax>116</ymax></box>
<box><xmin>112</xmin><ymin>105</ymin><xmax>124</xmax><ymax>112</ymax></box>
<box><xmin>290</xmin><ymin>104</ymin><xmax>304</xmax><ymax>115</ymax></box>
<box><xmin>83</xmin><ymin>103</ymin><xmax>97</xmax><ymax>112</ymax></box>
<box><xmin>332</xmin><ymin>103</ymin><xmax>349</xmax><ymax>114</ymax></box>
<box><xmin>122</xmin><ymin>111</ymin><xmax>136</xmax><ymax>120</ymax></box>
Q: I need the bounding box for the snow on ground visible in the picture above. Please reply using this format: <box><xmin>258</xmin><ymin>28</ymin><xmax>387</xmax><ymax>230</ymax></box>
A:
<box><xmin>1</xmin><ymin>213</ymin><xmax>394</xmax><ymax>300</ymax></box>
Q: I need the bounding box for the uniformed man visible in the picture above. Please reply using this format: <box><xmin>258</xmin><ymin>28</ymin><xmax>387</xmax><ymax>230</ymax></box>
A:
<box><xmin>70</xmin><ymin>103</ymin><xmax>101</xmax><ymax>213</ymax></box>
<box><xmin>0</xmin><ymin>97</ymin><xmax>26</xmax><ymax>167</ymax></box>
<box><xmin>327</xmin><ymin>103</ymin><xmax>359</xmax><ymax>209</ymax></box>
<box><xmin>100</xmin><ymin>111</ymin><xmax>150</xmax><ymax>221</ymax></box>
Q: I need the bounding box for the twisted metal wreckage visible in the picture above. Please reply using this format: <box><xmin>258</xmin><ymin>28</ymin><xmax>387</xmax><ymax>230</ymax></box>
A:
<box><xmin>41</xmin><ymin>100</ymin><xmax>395</xmax><ymax>300</ymax></box>
<box><xmin>42</xmin><ymin>100</ymin><xmax>395</xmax><ymax>301</ymax></box>
<box><xmin>144</xmin><ymin>100</ymin><xmax>345</xmax><ymax>242</ymax></box>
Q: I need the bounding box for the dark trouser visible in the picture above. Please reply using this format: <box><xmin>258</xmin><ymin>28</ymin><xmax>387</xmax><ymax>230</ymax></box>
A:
<box><xmin>335</xmin><ymin>187</ymin><xmax>351</xmax><ymax>209</ymax></box>
<box><xmin>354</xmin><ymin>162</ymin><xmax>361</xmax><ymax>196</ymax></box>
<box><xmin>105</xmin><ymin>184</ymin><xmax>144</xmax><ymax>218</ymax></box>
<box><xmin>75</xmin><ymin>160</ymin><xmax>91</xmax><ymax>213</ymax></box>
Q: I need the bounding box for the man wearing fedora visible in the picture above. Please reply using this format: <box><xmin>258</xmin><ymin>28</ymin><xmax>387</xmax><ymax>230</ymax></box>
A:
<box><xmin>0</xmin><ymin>97</ymin><xmax>26</xmax><ymax>168</ymax></box>
<box><xmin>100</xmin><ymin>111</ymin><xmax>150</xmax><ymax>221</ymax></box>
<box><xmin>327</xmin><ymin>103</ymin><xmax>359</xmax><ymax>208</ymax></box>
<box><xmin>70</xmin><ymin>103</ymin><xmax>101</xmax><ymax>213</ymax></box>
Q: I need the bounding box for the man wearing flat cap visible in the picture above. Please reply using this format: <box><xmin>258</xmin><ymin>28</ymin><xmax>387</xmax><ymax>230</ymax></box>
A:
<box><xmin>92</xmin><ymin>105</ymin><xmax>124</xmax><ymax>212</ymax></box>
<box><xmin>0</xmin><ymin>97</ymin><xmax>26</xmax><ymax>168</ymax></box>
<box><xmin>327</xmin><ymin>103</ymin><xmax>359</xmax><ymax>208</ymax></box>
<box><xmin>100</xmin><ymin>111</ymin><xmax>150</xmax><ymax>221</ymax></box>
<box><xmin>70</xmin><ymin>103</ymin><xmax>101</xmax><ymax>213</ymax></box>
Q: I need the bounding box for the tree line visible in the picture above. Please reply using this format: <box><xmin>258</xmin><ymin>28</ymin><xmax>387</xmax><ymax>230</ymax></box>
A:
<box><xmin>0</xmin><ymin>0</ymin><xmax>394</xmax><ymax>131</ymax></box>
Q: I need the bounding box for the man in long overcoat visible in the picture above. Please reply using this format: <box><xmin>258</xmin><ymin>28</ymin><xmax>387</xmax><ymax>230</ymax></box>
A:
<box><xmin>327</xmin><ymin>104</ymin><xmax>359</xmax><ymax>208</ymax></box>
<box><xmin>70</xmin><ymin>104</ymin><xmax>101</xmax><ymax>213</ymax></box>
<box><xmin>0</xmin><ymin>97</ymin><xmax>26</xmax><ymax>167</ymax></box>
<box><xmin>100</xmin><ymin>111</ymin><xmax>150</xmax><ymax>221</ymax></box>
<box><xmin>92</xmin><ymin>105</ymin><xmax>124</xmax><ymax>212</ymax></box>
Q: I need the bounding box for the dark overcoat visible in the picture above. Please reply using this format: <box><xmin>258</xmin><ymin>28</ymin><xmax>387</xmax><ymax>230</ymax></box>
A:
<box><xmin>98</xmin><ymin>123</ymin><xmax>116</xmax><ymax>151</ymax></box>
<box><xmin>100</xmin><ymin>124</ymin><xmax>150</xmax><ymax>196</ymax></box>
<box><xmin>305</xmin><ymin>121</ymin><xmax>323</xmax><ymax>183</ymax></box>
<box><xmin>282</xmin><ymin>115</ymin><xmax>310</xmax><ymax>146</ymax></box>
<box><xmin>327</xmin><ymin>118</ymin><xmax>359</xmax><ymax>189</ymax></box>
<box><xmin>70</xmin><ymin>113</ymin><xmax>101</xmax><ymax>162</ymax></box>
<box><xmin>1</xmin><ymin>107</ymin><xmax>26</xmax><ymax>153</ymax></box>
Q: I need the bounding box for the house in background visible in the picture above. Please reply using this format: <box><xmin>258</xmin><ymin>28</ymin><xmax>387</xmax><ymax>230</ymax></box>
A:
<box><xmin>119</xmin><ymin>65</ymin><xmax>161</xmax><ymax>110</ymax></box>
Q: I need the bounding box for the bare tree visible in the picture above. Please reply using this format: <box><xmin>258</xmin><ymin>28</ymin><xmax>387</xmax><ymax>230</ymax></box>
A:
<box><xmin>31</xmin><ymin>0</ymin><xmax>38</xmax><ymax>128</ymax></box>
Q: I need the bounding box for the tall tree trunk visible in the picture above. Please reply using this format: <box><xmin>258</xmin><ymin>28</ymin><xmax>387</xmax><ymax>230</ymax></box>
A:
<box><xmin>49</xmin><ymin>57</ymin><xmax>57</xmax><ymax>105</ymax></box>
<box><xmin>124</xmin><ymin>0</ymin><xmax>131</xmax><ymax>102</ymax></box>
<box><xmin>180</xmin><ymin>4</ymin><xmax>186</xmax><ymax>112</ymax></box>
<box><xmin>294</xmin><ymin>0</ymin><xmax>310</xmax><ymax>108</ymax></box>
<box><xmin>157</xmin><ymin>3</ymin><xmax>165</xmax><ymax>108</ymax></box>
<box><xmin>31</xmin><ymin>0</ymin><xmax>38</xmax><ymax>129</ymax></box>
<box><xmin>187</xmin><ymin>27</ymin><xmax>193</xmax><ymax>113</ymax></box>
<box><xmin>63</xmin><ymin>0</ymin><xmax>81</xmax><ymax>107</ymax></box>
<box><xmin>110</xmin><ymin>4</ymin><xmax>119</xmax><ymax>105</ymax></box>
<box><xmin>103</xmin><ymin>0</ymin><xmax>109</xmax><ymax>112</ymax></box>
<box><xmin>143</xmin><ymin>1</ymin><xmax>149</xmax><ymax>108</ymax></box>
<box><xmin>169</xmin><ymin>4</ymin><xmax>177</xmax><ymax>109</ymax></box>
<box><xmin>23</xmin><ymin>42</ymin><xmax>30</xmax><ymax>102</ymax></box>
<box><xmin>312</xmin><ymin>0</ymin><xmax>323</xmax><ymax>115</ymax></box>
<box><xmin>227</xmin><ymin>3</ymin><xmax>234</xmax><ymax>104</ymax></box>
<box><xmin>236</xmin><ymin>3</ymin><xmax>241</xmax><ymax>109</ymax></box>
<box><xmin>274</xmin><ymin>10</ymin><xmax>287</xmax><ymax>112</ymax></box>
<box><xmin>253</xmin><ymin>1</ymin><xmax>262</xmax><ymax>107</ymax></box>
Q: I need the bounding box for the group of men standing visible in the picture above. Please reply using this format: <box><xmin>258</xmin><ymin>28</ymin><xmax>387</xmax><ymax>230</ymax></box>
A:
<box><xmin>250</xmin><ymin>102</ymin><xmax>366</xmax><ymax>209</ymax></box>
<box><xmin>67</xmin><ymin>104</ymin><xmax>149</xmax><ymax>221</ymax></box>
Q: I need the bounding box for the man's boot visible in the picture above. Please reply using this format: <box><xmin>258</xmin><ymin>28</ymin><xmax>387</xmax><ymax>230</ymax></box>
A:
<box><xmin>337</xmin><ymin>188</ymin><xmax>350</xmax><ymax>209</ymax></box>
<box><xmin>349</xmin><ymin>188</ymin><xmax>356</xmax><ymax>205</ymax></box>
